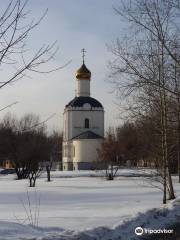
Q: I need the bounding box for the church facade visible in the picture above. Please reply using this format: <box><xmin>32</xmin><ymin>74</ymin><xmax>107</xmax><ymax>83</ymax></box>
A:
<box><xmin>62</xmin><ymin>55</ymin><xmax>104</xmax><ymax>170</ymax></box>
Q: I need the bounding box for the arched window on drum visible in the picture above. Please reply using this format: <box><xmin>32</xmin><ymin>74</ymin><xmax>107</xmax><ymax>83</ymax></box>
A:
<box><xmin>85</xmin><ymin>118</ymin><xmax>89</xmax><ymax>128</ymax></box>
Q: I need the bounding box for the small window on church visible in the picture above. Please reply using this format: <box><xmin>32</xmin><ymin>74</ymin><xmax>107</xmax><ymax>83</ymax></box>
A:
<box><xmin>85</xmin><ymin>118</ymin><xmax>89</xmax><ymax>128</ymax></box>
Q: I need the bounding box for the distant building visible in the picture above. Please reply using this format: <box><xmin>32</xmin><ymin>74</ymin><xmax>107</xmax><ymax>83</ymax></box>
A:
<box><xmin>62</xmin><ymin>51</ymin><xmax>104</xmax><ymax>170</ymax></box>
<box><xmin>0</xmin><ymin>159</ymin><xmax>14</xmax><ymax>169</ymax></box>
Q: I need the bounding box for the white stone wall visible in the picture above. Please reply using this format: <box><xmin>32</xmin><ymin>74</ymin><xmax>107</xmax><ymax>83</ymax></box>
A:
<box><xmin>72</xmin><ymin>139</ymin><xmax>103</xmax><ymax>163</ymax></box>
<box><xmin>63</xmin><ymin>107</ymin><xmax>104</xmax><ymax>141</ymax></box>
<box><xmin>62</xmin><ymin>141</ymin><xmax>73</xmax><ymax>162</ymax></box>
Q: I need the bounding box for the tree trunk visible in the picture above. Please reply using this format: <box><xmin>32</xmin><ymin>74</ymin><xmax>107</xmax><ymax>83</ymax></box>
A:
<box><xmin>29</xmin><ymin>177</ymin><xmax>33</xmax><ymax>187</ymax></box>
<box><xmin>29</xmin><ymin>173</ymin><xmax>36</xmax><ymax>187</ymax></box>
<box><xmin>177</xmin><ymin>112</ymin><xmax>180</xmax><ymax>182</ymax></box>
<box><xmin>46</xmin><ymin>165</ymin><xmax>51</xmax><ymax>182</ymax></box>
<box><xmin>176</xmin><ymin>106</ymin><xmax>180</xmax><ymax>182</ymax></box>
<box><xmin>167</xmin><ymin>168</ymin><xmax>175</xmax><ymax>200</ymax></box>
<box><xmin>174</xmin><ymin>60</ymin><xmax>180</xmax><ymax>183</ymax></box>
<box><xmin>33</xmin><ymin>177</ymin><xmax>36</xmax><ymax>187</ymax></box>
<box><xmin>158</xmin><ymin>42</ymin><xmax>168</xmax><ymax>204</ymax></box>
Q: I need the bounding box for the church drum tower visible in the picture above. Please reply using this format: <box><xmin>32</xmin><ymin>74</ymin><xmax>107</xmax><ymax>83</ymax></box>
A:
<box><xmin>62</xmin><ymin>51</ymin><xmax>104</xmax><ymax>171</ymax></box>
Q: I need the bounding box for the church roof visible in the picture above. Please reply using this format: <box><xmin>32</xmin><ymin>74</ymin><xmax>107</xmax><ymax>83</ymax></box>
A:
<box><xmin>66</xmin><ymin>96</ymin><xmax>103</xmax><ymax>108</ymax></box>
<box><xmin>72</xmin><ymin>131</ymin><xmax>103</xmax><ymax>140</ymax></box>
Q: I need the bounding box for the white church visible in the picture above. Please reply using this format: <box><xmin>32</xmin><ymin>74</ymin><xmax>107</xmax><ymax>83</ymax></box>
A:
<box><xmin>62</xmin><ymin>51</ymin><xmax>104</xmax><ymax>170</ymax></box>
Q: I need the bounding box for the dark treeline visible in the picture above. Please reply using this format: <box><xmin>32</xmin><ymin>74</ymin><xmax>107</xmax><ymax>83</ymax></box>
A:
<box><xmin>0</xmin><ymin>113</ymin><xmax>62</xmax><ymax>186</ymax></box>
<box><xmin>103</xmin><ymin>112</ymin><xmax>178</xmax><ymax>174</ymax></box>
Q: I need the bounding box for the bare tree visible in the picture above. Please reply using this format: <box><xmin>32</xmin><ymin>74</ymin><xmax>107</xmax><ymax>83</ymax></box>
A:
<box><xmin>98</xmin><ymin>128</ymin><xmax>122</xmax><ymax>180</ymax></box>
<box><xmin>45</xmin><ymin>131</ymin><xmax>62</xmax><ymax>182</ymax></box>
<box><xmin>0</xmin><ymin>0</ymin><xmax>64</xmax><ymax>90</ymax></box>
<box><xmin>108</xmin><ymin>0</ymin><xmax>179</xmax><ymax>203</ymax></box>
<box><xmin>0</xmin><ymin>113</ymin><xmax>50</xmax><ymax>182</ymax></box>
<box><xmin>26</xmin><ymin>127</ymin><xmax>49</xmax><ymax>187</ymax></box>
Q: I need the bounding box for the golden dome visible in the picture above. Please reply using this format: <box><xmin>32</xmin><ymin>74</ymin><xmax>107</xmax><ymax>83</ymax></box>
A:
<box><xmin>76</xmin><ymin>63</ymin><xmax>91</xmax><ymax>80</ymax></box>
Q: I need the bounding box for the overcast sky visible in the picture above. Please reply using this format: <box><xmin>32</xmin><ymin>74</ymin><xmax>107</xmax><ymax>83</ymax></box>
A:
<box><xmin>0</xmin><ymin>0</ymin><xmax>124</xmax><ymax>132</ymax></box>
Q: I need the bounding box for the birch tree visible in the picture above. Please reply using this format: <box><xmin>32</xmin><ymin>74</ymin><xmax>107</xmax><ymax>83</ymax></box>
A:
<box><xmin>109</xmin><ymin>0</ymin><xmax>179</xmax><ymax>203</ymax></box>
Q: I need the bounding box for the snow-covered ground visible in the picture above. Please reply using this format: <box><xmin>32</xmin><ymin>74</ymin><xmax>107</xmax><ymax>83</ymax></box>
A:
<box><xmin>0</xmin><ymin>169</ymin><xmax>179</xmax><ymax>239</ymax></box>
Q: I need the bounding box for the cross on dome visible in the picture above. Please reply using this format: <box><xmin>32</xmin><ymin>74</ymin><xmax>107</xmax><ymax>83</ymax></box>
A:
<box><xmin>81</xmin><ymin>48</ymin><xmax>86</xmax><ymax>64</ymax></box>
